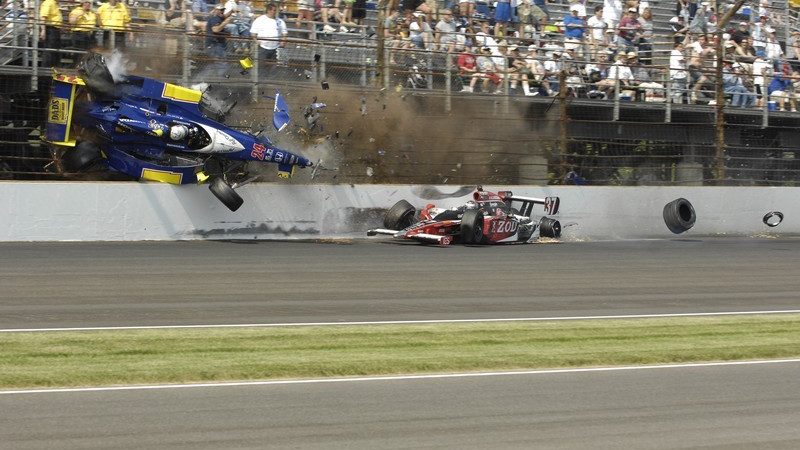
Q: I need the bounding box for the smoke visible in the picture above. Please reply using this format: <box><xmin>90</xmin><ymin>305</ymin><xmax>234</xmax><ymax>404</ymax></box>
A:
<box><xmin>104</xmin><ymin>49</ymin><xmax>130</xmax><ymax>83</ymax></box>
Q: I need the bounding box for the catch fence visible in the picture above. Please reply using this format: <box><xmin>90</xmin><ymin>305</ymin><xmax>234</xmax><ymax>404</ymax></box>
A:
<box><xmin>1</xmin><ymin>0</ymin><xmax>800</xmax><ymax>185</ymax></box>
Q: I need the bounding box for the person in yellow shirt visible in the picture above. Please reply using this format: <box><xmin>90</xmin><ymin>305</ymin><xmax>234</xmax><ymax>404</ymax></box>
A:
<box><xmin>69</xmin><ymin>0</ymin><xmax>97</xmax><ymax>50</ymax></box>
<box><xmin>38</xmin><ymin>0</ymin><xmax>62</xmax><ymax>67</ymax></box>
<box><xmin>97</xmin><ymin>0</ymin><xmax>131</xmax><ymax>49</ymax></box>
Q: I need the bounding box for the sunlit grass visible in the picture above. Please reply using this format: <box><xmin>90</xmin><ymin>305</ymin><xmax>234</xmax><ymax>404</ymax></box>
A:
<box><xmin>2</xmin><ymin>314</ymin><xmax>799</xmax><ymax>388</ymax></box>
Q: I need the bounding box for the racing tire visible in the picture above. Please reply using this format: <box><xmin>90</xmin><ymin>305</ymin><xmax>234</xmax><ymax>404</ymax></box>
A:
<box><xmin>461</xmin><ymin>209</ymin><xmax>485</xmax><ymax>245</ymax></box>
<box><xmin>78</xmin><ymin>52</ymin><xmax>118</xmax><ymax>98</ymax></box>
<box><xmin>384</xmin><ymin>200</ymin><xmax>416</xmax><ymax>230</ymax></box>
<box><xmin>539</xmin><ymin>217</ymin><xmax>562</xmax><ymax>238</ymax></box>
<box><xmin>663</xmin><ymin>198</ymin><xmax>696</xmax><ymax>234</ymax></box>
<box><xmin>209</xmin><ymin>177</ymin><xmax>244</xmax><ymax>212</ymax></box>
<box><xmin>62</xmin><ymin>141</ymin><xmax>102</xmax><ymax>173</ymax></box>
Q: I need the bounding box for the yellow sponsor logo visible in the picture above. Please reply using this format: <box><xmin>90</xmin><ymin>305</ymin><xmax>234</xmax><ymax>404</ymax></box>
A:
<box><xmin>48</xmin><ymin>98</ymin><xmax>69</xmax><ymax>124</ymax></box>
<box><xmin>141</xmin><ymin>168</ymin><xmax>183</xmax><ymax>184</ymax></box>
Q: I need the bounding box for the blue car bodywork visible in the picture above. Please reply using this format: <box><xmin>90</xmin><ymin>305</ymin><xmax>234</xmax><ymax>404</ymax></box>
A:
<box><xmin>44</xmin><ymin>53</ymin><xmax>312</xmax><ymax>210</ymax></box>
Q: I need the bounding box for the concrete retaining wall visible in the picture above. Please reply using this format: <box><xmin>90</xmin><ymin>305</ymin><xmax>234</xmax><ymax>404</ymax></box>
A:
<box><xmin>0</xmin><ymin>182</ymin><xmax>796</xmax><ymax>241</ymax></box>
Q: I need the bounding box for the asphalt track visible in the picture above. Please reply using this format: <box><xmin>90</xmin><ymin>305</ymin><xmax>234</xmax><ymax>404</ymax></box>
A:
<box><xmin>2</xmin><ymin>361</ymin><xmax>800</xmax><ymax>449</ymax></box>
<box><xmin>2</xmin><ymin>237</ymin><xmax>800</xmax><ymax>329</ymax></box>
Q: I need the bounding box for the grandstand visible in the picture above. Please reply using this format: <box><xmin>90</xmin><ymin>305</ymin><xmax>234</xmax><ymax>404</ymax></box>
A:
<box><xmin>0</xmin><ymin>0</ymin><xmax>799</xmax><ymax>185</ymax></box>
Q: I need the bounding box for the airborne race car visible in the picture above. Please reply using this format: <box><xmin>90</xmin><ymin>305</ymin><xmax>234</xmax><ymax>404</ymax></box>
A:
<box><xmin>368</xmin><ymin>188</ymin><xmax>561</xmax><ymax>245</ymax></box>
<box><xmin>44</xmin><ymin>52</ymin><xmax>312</xmax><ymax>211</ymax></box>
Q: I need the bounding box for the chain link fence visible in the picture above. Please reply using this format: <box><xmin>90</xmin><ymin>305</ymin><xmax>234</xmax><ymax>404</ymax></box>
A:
<box><xmin>2</xmin><ymin>0</ymin><xmax>800</xmax><ymax>185</ymax></box>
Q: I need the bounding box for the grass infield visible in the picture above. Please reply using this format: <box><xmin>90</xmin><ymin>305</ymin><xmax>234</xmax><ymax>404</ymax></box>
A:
<box><xmin>2</xmin><ymin>314</ymin><xmax>800</xmax><ymax>389</ymax></box>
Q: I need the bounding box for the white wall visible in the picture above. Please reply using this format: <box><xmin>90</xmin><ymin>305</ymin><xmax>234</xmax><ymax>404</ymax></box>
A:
<box><xmin>0</xmin><ymin>182</ymin><xmax>795</xmax><ymax>241</ymax></box>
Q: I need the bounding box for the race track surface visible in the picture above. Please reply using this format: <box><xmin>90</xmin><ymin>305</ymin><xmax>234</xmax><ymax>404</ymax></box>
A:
<box><xmin>1</xmin><ymin>238</ymin><xmax>800</xmax><ymax>329</ymax></box>
<box><xmin>3</xmin><ymin>361</ymin><xmax>800</xmax><ymax>449</ymax></box>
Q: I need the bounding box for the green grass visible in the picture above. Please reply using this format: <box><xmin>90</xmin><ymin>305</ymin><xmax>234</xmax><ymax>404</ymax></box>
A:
<box><xmin>2</xmin><ymin>314</ymin><xmax>800</xmax><ymax>389</ymax></box>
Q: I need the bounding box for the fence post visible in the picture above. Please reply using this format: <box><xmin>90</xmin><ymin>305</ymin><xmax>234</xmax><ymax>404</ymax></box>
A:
<box><xmin>361</xmin><ymin>28</ymin><xmax>368</xmax><ymax>87</ymax></box>
<box><xmin>32</xmin><ymin>0</ymin><xmax>40</xmax><ymax>91</ymax></box>
<box><xmin>251</xmin><ymin>39</ymin><xmax>259</xmax><ymax>102</ymax></box>
<box><xmin>664</xmin><ymin>69</ymin><xmax>672</xmax><ymax>123</ymax></box>
<box><xmin>612</xmin><ymin>72</ymin><xmax>620</xmax><ymax>121</ymax></box>
<box><xmin>558</xmin><ymin>69</ymin><xmax>568</xmax><ymax>180</ymax></box>
<box><xmin>714</xmin><ymin>4</ymin><xmax>726</xmax><ymax>184</ymax></box>
<box><xmin>181</xmin><ymin>9</ymin><xmax>191</xmax><ymax>87</ymax></box>
<box><xmin>445</xmin><ymin>50</ymin><xmax>451</xmax><ymax>113</ymax></box>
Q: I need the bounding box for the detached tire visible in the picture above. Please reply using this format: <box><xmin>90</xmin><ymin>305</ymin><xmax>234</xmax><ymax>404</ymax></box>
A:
<box><xmin>384</xmin><ymin>200</ymin><xmax>416</xmax><ymax>230</ymax></box>
<box><xmin>663</xmin><ymin>198</ymin><xmax>696</xmax><ymax>234</ymax></box>
<box><xmin>209</xmin><ymin>177</ymin><xmax>244</xmax><ymax>212</ymax></box>
<box><xmin>461</xmin><ymin>209</ymin><xmax>485</xmax><ymax>245</ymax></box>
<box><xmin>62</xmin><ymin>141</ymin><xmax>101</xmax><ymax>172</ymax></box>
<box><xmin>539</xmin><ymin>217</ymin><xmax>562</xmax><ymax>238</ymax></box>
<box><xmin>79</xmin><ymin>52</ymin><xmax>117</xmax><ymax>98</ymax></box>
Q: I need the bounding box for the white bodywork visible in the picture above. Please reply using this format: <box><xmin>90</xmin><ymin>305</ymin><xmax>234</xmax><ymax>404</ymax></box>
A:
<box><xmin>194</xmin><ymin>124</ymin><xmax>245</xmax><ymax>154</ymax></box>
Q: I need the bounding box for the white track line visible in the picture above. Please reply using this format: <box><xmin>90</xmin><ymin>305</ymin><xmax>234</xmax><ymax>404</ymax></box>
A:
<box><xmin>2</xmin><ymin>309</ymin><xmax>800</xmax><ymax>333</ymax></box>
<box><xmin>3</xmin><ymin>359</ymin><xmax>800</xmax><ymax>395</ymax></box>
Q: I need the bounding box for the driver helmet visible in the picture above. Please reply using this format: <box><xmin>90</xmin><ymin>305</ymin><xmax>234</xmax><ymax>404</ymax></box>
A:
<box><xmin>465</xmin><ymin>200</ymin><xmax>478</xmax><ymax>210</ymax></box>
<box><xmin>169</xmin><ymin>124</ymin><xmax>189</xmax><ymax>141</ymax></box>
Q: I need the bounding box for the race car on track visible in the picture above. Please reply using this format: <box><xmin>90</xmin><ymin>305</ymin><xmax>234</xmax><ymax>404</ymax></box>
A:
<box><xmin>367</xmin><ymin>187</ymin><xmax>561</xmax><ymax>245</ymax></box>
<box><xmin>44</xmin><ymin>52</ymin><xmax>312</xmax><ymax>211</ymax></box>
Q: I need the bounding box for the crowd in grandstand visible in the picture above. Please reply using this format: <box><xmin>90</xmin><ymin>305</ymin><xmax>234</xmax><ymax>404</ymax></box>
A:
<box><xmin>4</xmin><ymin>0</ymin><xmax>800</xmax><ymax>108</ymax></box>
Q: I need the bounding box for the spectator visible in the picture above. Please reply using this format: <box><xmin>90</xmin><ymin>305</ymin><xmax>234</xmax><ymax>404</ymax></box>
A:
<box><xmin>249</xmin><ymin>2</ymin><xmax>286</xmax><ymax>65</ymax></box>
<box><xmin>596</xmin><ymin>51</ymin><xmax>633</xmax><ymax>96</ymax></box>
<box><xmin>97</xmin><ymin>0</ymin><xmax>130</xmax><ymax>49</ymax></box>
<box><xmin>587</xmin><ymin>6</ymin><xmax>608</xmax><ymax>61</ymax></box>
<box><xmin>768</xmin><ymin>72</ymin><xmax>796</xmax><ymax>111</ymax></box>
<box><xmin>563</xmin><ymin>6</ymin><xmax>585</xmax><ymax>59</ymax></box>
<box><xmin>205</xmin><ymin>4</ymin><xmax>231</xmax><ymax>76</ymax></box>
<box><xmin>494</xmin><ymin>0</ymin><xmax>512</xmax><ymax>37</ymax></box>
<box><xmin>603</xmin><ymin>0</ymin><xmax>622</xmax><ymax>31</ymax></box>
<box><xmin>351</xmin><ymin>0</ymin><xmax>367</xmax><ymax>25</ymax></box>
<box><xmin>731</xmin><ymin>21</ymin><xmax>750</xmax><ymax>44</ymax></box>
<box><xmin>475</xmin><ymin>46</ymin><xmax>502</xmax><ymax>93</ymax></box>
<box><xmin>628</xmin><ymin>51</ymin><xmax>664</xmax><ymax>101</ymax></box>
<box><xmin>764</xmin><ymin>26</ymin><xmax>783</xmax><ymax>60</ymax></box>
<box><xmin>398</xmin><ymin>0</ymin><xmax>431</xmax><ymax>16</ymax></box>
<box><xmin>458</xmin><ymin>41</ymin><xmax>478</xmax><ymax>92</ymax></box>
<box><xmin>223</xmin><ymin>0</ymin><xmax>251</xmax><ymax>53</ymax></box>
<box><xmin>165</xmin><ymin>0</ymin><xmax>184</xmax><ymax>27</ymax></box>
<box><xmin>435</xmin><ymin>9</ymin><xmax>457</xmax><ymax>52</ymax></box>
<box><xmin>542</xmin><ymin>49</ymin><xmax>563</xmax><ymax>95</ymax></box>
<box><xmin>295</xmin><ymin>0</ymin><xmax>314</xmax><ymax>32</ymax></box>
<box><xmin>669</xmin><ymin>42</ymin><xmax>688</xmax><ymax>103</ymax></box>
<box><xmin>688</xmin><ymin>1</ymin><xmax>709</xmax><ymax>36</ymax></box>
<box><xmin>458</xmin><ymin>0</ymin><xmax>474</xmax><ymax>25</ymax></box>
<box><xmin>637</xmin><ymin>7</ymin><xmax>653</xmax><ymax>64</ymax></box>
<box><xmin>669</xmin><ymin>15</ymin><xmax>686</xmax><ymax>44</ymax></box>
<box><xmin>192</xmin><ymin>0</ymin><xmax>210</xmax><ymax>32</ymax></box>
<box><xmin>752</xmin><ymin>55</ymin><xmax>771</xmax><ymax>107</ymax></box>
<box><xmin>734</xmin><ymin>37</ymin><xmax>757</xmax><ymax>63</ymax></box>
<box><xmin>38</xmin><ymin>0</ymin><xmax>61</xmax><ymax>67</ymax></box>
<box><xmin>617</xmin><ymin>7</ymin><xmax>642</xmax><ymax>51</ymax></box>
<box><xmin>567</xmin><ymin>0</ymin><xmax>586</xmax><ymax>18</ymax></box>
<box><xmin>408</xmin><ymin>11</ymin><xmax>432</xmax><ymax>50</ymax></box>
<box><xmin>509</xmin><ymin>46</ymin><xmax>537</xmax><ymax>96</ymax></box>
<box><xmin>751</xmin><ymin>15</ymin><xmax>768</xmax><ymax>55</ymax></box>
<box><xmin>722</xmin><ymin>61</ymin><xmax>755</xmax><ymax>107</ymax></box>
<box><xmin>68</xmin><ymin>0</ymin><xmax>96</xmax><ymax>51</ymax></box>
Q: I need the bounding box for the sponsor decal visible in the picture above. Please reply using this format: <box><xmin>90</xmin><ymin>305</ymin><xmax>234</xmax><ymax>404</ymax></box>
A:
<box><xmin>48</xmin><ymin>98</ymin><xmax>68</xmax><ymax>124</ymax></box>
<box><xmin>490</xmin><ymin>220</ymin><xmax>518</xmax><ymax>234</ymax></box>
<box><xmin>251</xmin><ymin>143</ymin><xmax>266</xmax><ymax>160</ymax></box>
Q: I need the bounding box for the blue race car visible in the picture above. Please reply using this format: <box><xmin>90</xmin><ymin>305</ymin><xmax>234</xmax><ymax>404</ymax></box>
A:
<box><xmin>44</xmin><ymin>52</ymin><xmax>313</xmax><ymax>211</ymax></box>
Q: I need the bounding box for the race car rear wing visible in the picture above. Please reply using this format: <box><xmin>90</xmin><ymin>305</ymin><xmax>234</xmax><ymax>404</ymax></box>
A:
<box><xmin>499</xmin><ymin>192</ymin><xmax>560</xmax><ymax>216</ymax></box>
<box><xmin>43</xmin><ymin>74</ymin><xmax>85</xmax><ymax>146</ymax></box>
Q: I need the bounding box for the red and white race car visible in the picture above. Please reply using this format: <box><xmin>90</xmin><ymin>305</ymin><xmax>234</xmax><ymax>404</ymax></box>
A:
<box><xmin>367</xmin><ymin>187</ymin><xmax>561</xmax><ymax>245</ymax></box>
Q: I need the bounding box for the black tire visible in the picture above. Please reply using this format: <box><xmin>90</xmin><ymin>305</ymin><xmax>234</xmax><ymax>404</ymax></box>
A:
<box><xmin>461</xmin><ymin>209</ymin><xmax>485</xmax><ymax>245</ymax></box>
<box><xmin>384</xmin><ymin>200</ymin><xmax>416</xmax><ymax>230</ymax></box>
<box><xmin>539</xmin><ymin>217</ymin><xmax>562</xmax><ymax>238</ymax></box>
<box><xmin>78</xmin><ymin>52</ymin><xmax>117</xmax><ymax>98</ymax></box>
<box><xmin>663</xmin><ymin>198</ymin><xmax>696</xmax><ymax>234</ymax></box>
<box><xmin>62</xmin><ymin>141</ymin><xmax>101</xmax><ymax>172</ymax></box>
<box><xmin>209</xmin><ymin>177</ymin><xmax>244</xmax><ymax>212</ymax></box>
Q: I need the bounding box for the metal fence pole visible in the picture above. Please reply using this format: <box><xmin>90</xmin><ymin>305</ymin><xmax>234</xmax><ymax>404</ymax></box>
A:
<box><xmin>445</xmin><ymin>50</ymin><xmax>451</xmax><ymax>113</ymax></box>
<box><xmin>251</xmin><ymin>40</ymin><xmax>259</xmax><ymax>102</ymax></box>
<box><xmin>612</xmin><ymin>73</ymin><xmax>620</xmax><ymax>121</ymax></box>
<box><xmin>181</xmin><ymin>10</ymin><xmax>191</xmax><ymax>86</ymax></box>
<box><xmin>665</xmin><ymin>70</ymin><xmax>672</xmax><ymax>123</ymax></box>
<box><xmin>32</xmin><ymin>0</ymin><xmax>40</xmax><ymax>91</ymax></box>
<box><xmin>360</xmin><ymin>29</ymin><xmax>367</xmax><ymax>87</ymax></box>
